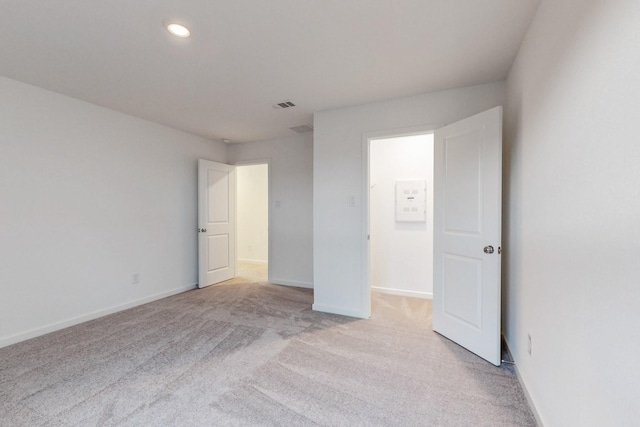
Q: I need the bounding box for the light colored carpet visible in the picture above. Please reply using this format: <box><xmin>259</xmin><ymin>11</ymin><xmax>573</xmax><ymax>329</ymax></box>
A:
<box><xmin>0</xmin><ymin>278</ymin><xmax>535</xmax><ymax>426</ymax></box>
<box><xmin>234</xmin><ymin>261</ymin><xmax>268</xmax><ymax>284</ymax></box>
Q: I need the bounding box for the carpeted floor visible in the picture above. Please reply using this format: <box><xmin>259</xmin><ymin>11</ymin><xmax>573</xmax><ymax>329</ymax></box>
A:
<box><xmin>234</xmin><ymin>261</ymin><xmax>268</xmax><ymax>284</ymax></box>
<box><xmin>0</xmin><ymin>272</ymin><xmax>536</xmax><ymax>426</ymax></box>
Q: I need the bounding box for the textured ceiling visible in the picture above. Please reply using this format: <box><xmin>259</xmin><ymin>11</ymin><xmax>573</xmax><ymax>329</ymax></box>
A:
<box><xmin>0</xmin><ymin>0</ymin><xmax>539</xmax><ymax>143</ymax></box>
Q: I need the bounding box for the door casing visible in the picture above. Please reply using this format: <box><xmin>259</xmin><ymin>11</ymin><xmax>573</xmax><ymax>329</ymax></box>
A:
<box><xmin>232</xmin><ymin>159</ymin><xmax>271</xmax><ymax>283</ymax></box>
<box><xmin>362</xmin><ymin>108</ymin><xmax>502</xmax><ymax>365</ymax></box>
<box><xmin>362</xmin><ymin>124</ymin><xmax>442</xmax><ymax>318</ymax></box>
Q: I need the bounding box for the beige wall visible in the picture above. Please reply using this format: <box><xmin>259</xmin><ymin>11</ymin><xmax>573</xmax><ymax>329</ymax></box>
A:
<box><xmin>227</xmin><ymin>133</ymin><xmax>313</xmax><ymax>288</ymax></box>
<box><xmin>0</xmin><ymin>75</ymin><xmax>226</xmax><ymax>347</ymax></box>
<box><xmin>504</xmin><ymin>0</ymin><xmax>640</xmax><ymax>424</ymax></box>
<box><xmin>313</xmin><ymin>82</ymin><xmax>506</xmax><ymax>317</ymax></box>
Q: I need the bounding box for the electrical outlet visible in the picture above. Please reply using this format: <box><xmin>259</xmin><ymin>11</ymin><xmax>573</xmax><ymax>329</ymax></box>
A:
<box><xmin>132</xmin><ymin>273</ymin><xmax>140</xmax><ymax>284</ymax></box>
<box><xmin>527</xmin><ymin>334</ymin><xmax>532</xmax><ymax>355</ymax></box>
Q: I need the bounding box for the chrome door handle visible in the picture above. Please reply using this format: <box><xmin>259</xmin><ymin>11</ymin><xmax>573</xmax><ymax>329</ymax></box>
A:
<box><xmin>198</xmin><ymin>228</ymin><xmax>207</xmax><ymax>233</ymax></box>
<box><xmin>483</xmin><ymin>245</ymin><xmax>494</xmax><ymax>254</ymax></box>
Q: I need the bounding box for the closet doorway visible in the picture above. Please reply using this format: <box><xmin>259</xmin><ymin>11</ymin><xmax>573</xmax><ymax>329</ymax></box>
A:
<box><xmin>368</xmin><ymin>133</ymin><xmax>434</xmax><ymax>302</ymax></box>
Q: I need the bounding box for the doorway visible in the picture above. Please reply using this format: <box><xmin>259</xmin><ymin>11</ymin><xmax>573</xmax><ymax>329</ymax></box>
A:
<box><xmin>235</xmin><ymin>163</ymin><xmax>269</xmax><ymax>283</ymax></box>
<box><xmin>368</xmin><ymin>132</ymin><xmax>435</xmax><ymax>303</ymax></box>
<box><xmin>362</xmin><ymin>107</ymin><xmax>503</xmax><ymax>365</ymax></box>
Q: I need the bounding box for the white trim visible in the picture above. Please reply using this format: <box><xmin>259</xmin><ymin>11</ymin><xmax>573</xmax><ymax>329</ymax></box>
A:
<box><xmin>362</xmin><ymin>124</ymin><xmax>442</xmax><ymax>317</ymax></box>
<box><xmin>312</xmin><ymin>303</ymin><xmax>368</xmax><ymax>319</ymax></box>
<box><xmin>0</xmin><ymin>284</ymin><xmax>196</xmax><ymax>349</ymax></box>
<box><xmin>232</xmin><ymin>159</ymin><xmax>272</xmax><ymax>283</ymax></box>
<box><xmin>270</xmin><ymin>278</ymin><xmax>313</xmax><ymax>289</ymax></box>
<box><xmin>362</xmin><ymin>125</ymin><xmax>442</xmax><ymax>142</ymax></box>
<box><xmin>361</xmin><ymin>135</ymin><xmax>371</xmax><ymax>317</ymax></box>
<box><xmin>237</xmin><ymin>258</ymin><xmax>268</xmax><ymax>265</ymax></box>
<box><xmin>503</xmin><ymin>337</ymin><xmax>545</xmax><ymax>427</ymax></box>
<box><xmin>371</xmin><ymin>286</ymin><xmax>433</xmax><ymax>299</ymax></box>
<box><xmin>231</xmin><ymin>158</ymin><xmax>271</xmax><ymax>167</ymax></box>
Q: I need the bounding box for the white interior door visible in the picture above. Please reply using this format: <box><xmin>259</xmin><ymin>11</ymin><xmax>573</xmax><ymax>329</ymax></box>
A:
<box><xmin>198</xmin><ymin>159</ymin><xmax>236</xmax><ymax>288</ymax></box>
<box><xmin>433</xmin><ymin>106</ymin><xmax>502</xmax><ymax>366</ymax></box>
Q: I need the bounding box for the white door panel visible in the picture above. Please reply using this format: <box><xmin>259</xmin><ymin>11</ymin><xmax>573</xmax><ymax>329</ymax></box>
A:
<box><xmin>433</xmin><ymin>106</ymin><xmax>502</xmax><ymax>366</ymax></box>
<box><xmin>443</xmin><ymin>253</ymin><xmax>482</xmax><ymax>329</ymax></box>
<box><xmin>198</xmin><ymin>159</ymin><xmax>235</xmax><ymax>288</ymax></box>
<box><xmin>443</xmin><ymin>128</ymin><xmax>483</xmax><ymax>234</ymax></box>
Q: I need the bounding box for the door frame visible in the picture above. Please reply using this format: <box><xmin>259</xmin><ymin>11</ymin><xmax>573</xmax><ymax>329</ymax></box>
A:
<box><xmin>361</xmin><ymin>124</ymin><xmax>443</xmax><ymax>318</ymax></box>
<box><xmin>232</xmin><ymin>159</ymin><xmax>272</xmax><ymax>283</ymax></box>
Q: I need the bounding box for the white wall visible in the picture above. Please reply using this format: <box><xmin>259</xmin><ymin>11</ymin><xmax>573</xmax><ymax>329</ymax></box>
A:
<box><xmin>227</xmin><ymin>134</ymin><xmax>313</xmax><ymax>288</ymax></box>
<box><xmin>504</xmin><ymin>0</ymin><xmax>640</xmax><ymax>425</ymax></box>
<box><xmin>370</xmin><ymin>134</ymin><xmax>433</xmax><ymax>299</ymax></box>
<box><xmin>313</xmin><ymin>82</ymin><xmax>506</xmax><ymax>317</ymax></box>
<box><xmin>236</xmin><ymin>164</ymin><xmax>268</xmax><ymax>263</ymax></box>
<box><xmin>0</xmin><ymin>76</ymin><xmax>226</xmax><ymax>348</ymax></box>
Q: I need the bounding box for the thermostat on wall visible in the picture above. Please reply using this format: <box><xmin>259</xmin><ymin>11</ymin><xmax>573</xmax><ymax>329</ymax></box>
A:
<box><xmin>396</xmin><ymin>180</ymin><xmax>426</xmax><ymax>222</ymax></box>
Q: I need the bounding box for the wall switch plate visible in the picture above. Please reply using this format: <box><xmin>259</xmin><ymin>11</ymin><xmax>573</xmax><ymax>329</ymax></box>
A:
<box><xmin>132</xmin><ymin>273</ymin><xmax>140</xmax><ymax>284</ymax></box>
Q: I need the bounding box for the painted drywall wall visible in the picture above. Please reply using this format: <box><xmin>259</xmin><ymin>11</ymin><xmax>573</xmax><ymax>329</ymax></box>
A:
<box><xmin>504</xmin><ymin>0</ymin><xmax>640</xmax><ymax>424</ymax></box>
<box><xmin>0</xmin><ymin>76</ymin><xmax>226</xmax><ymax>348</ymax></box>
<box><xmin>370</xmin><ymin>134</ymin><xmax>434</xmax><ymax>298</ymax></box>
<box><xmin>313</xmin><ymin>82</ymin><xmax>506</xmax><ymax>317</ymax></box>
<box><xmin>236</xmin><ymin>164</ymin><xmax>268</xmax><ymax>263</ymax></box>
<box><xmin>227</xmin><ymin>134</ymin><xmax>313</xmax><ymax>288</ymax></box>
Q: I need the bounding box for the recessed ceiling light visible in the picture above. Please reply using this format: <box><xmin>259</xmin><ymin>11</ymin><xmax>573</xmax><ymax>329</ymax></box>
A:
<box><xmin>166</xmin><ymin>23</ymin><xmax>191</xmax><ymax>38</ymax></box>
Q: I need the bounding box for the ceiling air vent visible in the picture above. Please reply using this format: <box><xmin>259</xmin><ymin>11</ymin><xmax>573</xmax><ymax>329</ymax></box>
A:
<box><xmin>290</xmin><ymin>124</ymin><xmax>313</xmax><ymax>134</ymax></box>
<box><xmin>272</xmin><ymin>100</ymin><xmax>296</xmax><ymax>109</ymax></box>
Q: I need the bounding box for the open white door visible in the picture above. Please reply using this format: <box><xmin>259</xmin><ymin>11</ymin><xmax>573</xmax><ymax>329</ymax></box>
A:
<box><xmin>433</xmin><ymin>106</ymin><xmax>502</xmax><ymax>366</ymax></box>
<box><xmin>198</xmin><ymin>159</ymin><xmax>236</xmax><ymax>288</ymax></box>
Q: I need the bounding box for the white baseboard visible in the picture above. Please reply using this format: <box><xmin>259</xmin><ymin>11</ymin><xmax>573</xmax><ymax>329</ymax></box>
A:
<box><xmin>237</xmin><ymin>258</ymin><xmax>268</xmax><ymax>265</ymax></box>
<box><xmin>503</xmin><ymin>337</ymin><xmax>544</xmax><ymax>427</ymax></box>
<box><xmin>0</xmin><ymin>284</ymin><xmax>196</xmax><ymax>350</ymax></box>
<box><xmin>312</xmin><ymin>303</ymin><xmax>368</xmax><ymax>319</ymax></box>
<box><xmin>371</xmin><ymin>286</ymin><xmax>433</xmax><ymax>299</ymax></box>
<box><xmin>270</xmin><ymin>277</ymin><xmax>313</xmax><ymax>289</ymax></box>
